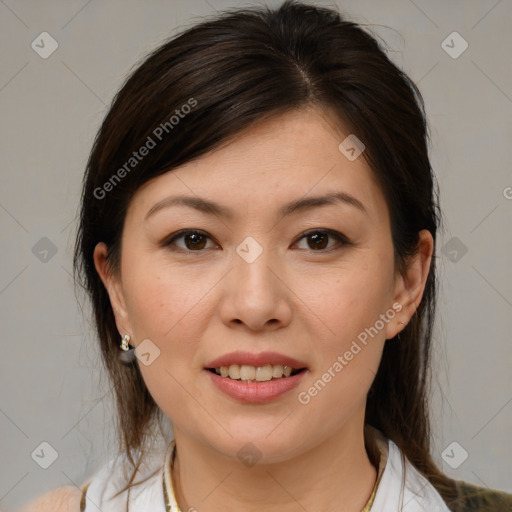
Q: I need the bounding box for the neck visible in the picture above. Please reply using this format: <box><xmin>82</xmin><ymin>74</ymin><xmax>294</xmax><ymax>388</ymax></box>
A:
<box><xmin>171</xmin><ymin>420</ymin><xmax>378</xmax><ymax>512</ymax></box>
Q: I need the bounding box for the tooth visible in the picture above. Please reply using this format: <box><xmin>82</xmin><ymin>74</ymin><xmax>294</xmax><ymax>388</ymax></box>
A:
<box><xmin>256</xmin><ymin>365</ymin><xmax>273</xmax><ymax>382</ymax></box>
<box><xmin>218</xmin><ymin>364</ymin><xmax>299</xmax><ymax>380</ymax></box>
<box><xmin>272</xmin><ymin>364</ymin><xmax>284</xmax><ymax>378</ymax></box>
<box><xmin>228</xmin><ymin>364</ymin><xmax>240</xmax><ymax>379</ymax></box>
<box><xmin>240</xmin><ymin>365</ymin><xmax>256</xmax><ymax>381</ymax></box>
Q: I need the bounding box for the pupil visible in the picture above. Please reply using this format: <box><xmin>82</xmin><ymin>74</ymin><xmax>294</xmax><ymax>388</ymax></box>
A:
<box><xmin>310</xmin><ymin>233</ymin><xmax>327</xmax><ymax>250</ymax></box>
<box><xmin>186</xmin><ymin>233</ymin><xmax>205</xmax><ymax>250</ymax></box>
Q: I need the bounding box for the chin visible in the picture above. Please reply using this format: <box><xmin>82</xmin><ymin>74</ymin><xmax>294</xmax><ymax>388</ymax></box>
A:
<box><xmin>199</xmin><ymin>426</ymin><xmax>306</xmax><ymax>465</ymax></box>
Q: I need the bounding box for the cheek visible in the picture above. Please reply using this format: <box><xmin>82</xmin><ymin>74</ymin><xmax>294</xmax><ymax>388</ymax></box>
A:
<box><xmin>120</xmin><ymin>262</ymin><xmax>208</xmax><ymax>425</ymax></box>
<box><xmin>303</xmin><ymin>249</ymin><xmax>394</xmax><ymax>350</ymax></box>
<box><xmin>122</xmin><ymin>256</ymin><xmax>209</xmax><ymax>341</ymax></box>
<box><xmin>120</xmin><ymin>254</ymin><xmax>218</xmax><ymax>398</ymax></box>
<box><xmin>293</xmin><ymin>271</ymin><xmax>392</xmax><ymax>434</ymax></box>
<box><xmin>293</xmin><ymin>249</ymin><xmax>394</xmax><ymax>416</ymax></box>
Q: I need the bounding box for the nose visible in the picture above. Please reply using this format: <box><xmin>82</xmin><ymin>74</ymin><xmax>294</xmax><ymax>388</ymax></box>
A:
<box><xmin>218</xmin><ymin>246</ymin><xmax>293</xmax><ymax>332</ymax></box>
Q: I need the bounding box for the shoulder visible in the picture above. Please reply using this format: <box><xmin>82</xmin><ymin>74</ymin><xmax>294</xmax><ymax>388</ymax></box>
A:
<box><xmin>449</xmin><ymin>479</ymin><xmax>512</xmax><ymax>512</ymax></box>
<box><xmin>19</xmin><ymin>485</ymin><xmax>83</xmax><ymax>512</ymax></box>
<box><xmin>81</xmin><ymin>449</ymin><xmax>167</xmax><ymax>510</ymax></box>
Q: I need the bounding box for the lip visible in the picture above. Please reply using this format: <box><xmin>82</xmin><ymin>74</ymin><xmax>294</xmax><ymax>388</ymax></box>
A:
<box><xmin>204</xmin><ymin>351</ymin><xmax>309</xmax><ymax>404</ymax></box>
<box><xmin>205</xmin><ymin>368</ymin><xmax>307</xmax><ymax>403</ymax></box>
<box><xmin>205</xmin><ymin>351</ymin><xmax>308</xmax><ymax>370</ymax></box>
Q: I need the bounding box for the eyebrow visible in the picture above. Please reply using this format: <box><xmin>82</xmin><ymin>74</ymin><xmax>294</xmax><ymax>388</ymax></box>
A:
<box><xmin>145</xmin><ymin>191</ymin><xmax>367</xmax><ymax>221</ymax></box>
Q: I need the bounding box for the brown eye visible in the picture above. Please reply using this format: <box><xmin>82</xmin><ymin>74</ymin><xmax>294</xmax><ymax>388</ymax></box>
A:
<box><xmin>307</xmin><ymin>232</ymin><xmax>329</xmax><ymax>250</ymax></box>
<box><xmin>162</xmin><ymin>228</ymin><xmax>349</xmax><ymax>254</ymax></box>
<box><xmin>182</xmin><ymin>232</ymin><xmax>207</xmax><ymax>250</ymax></box>
<box><xmin>163</xmin><ymin>230</ymin><xmax>216</xmax><ymax>252</ymax></box>
<box><xmin>295</xmin><ymin>229</ymin><xmax>349</xmax><ymax>251</ymax></box>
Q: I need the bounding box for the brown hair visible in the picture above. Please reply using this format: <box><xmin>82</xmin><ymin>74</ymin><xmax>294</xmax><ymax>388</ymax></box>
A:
<box><xmin>73</xmin><ymin>0</ymin><xmax>460</xmax><ymax>507</ymax></box>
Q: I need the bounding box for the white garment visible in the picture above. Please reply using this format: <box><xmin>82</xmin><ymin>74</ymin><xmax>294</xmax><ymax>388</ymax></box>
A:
<box><xmin>370</xmin><ymin>439</ymin><xmax>451</xmax><ymax>511</ymax></box>
<box><xmin>81</xmin><ymin>434</ymin><xmax>451</xmax><ymax>511</ymax></box>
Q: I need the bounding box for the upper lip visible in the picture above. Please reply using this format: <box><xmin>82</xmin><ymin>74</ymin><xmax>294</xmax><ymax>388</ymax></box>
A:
<box><xmin>206</xmin><ymin>351</ymin><xmax>308</xmax><ymax>370</ymax></box>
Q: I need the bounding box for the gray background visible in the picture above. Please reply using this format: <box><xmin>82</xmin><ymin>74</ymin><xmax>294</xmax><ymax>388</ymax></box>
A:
<box><xmin>1</xmin><ymin>0</ymin><xmax>511</xmax><ymax>509</ymax></box>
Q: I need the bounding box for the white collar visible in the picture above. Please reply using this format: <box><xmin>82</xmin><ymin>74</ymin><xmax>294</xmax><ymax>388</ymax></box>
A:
<box><xmin>83</xmin><ymin>432</ymin><xmax>451</xmax><ymax>511</ymax></box>
<box><xmin>163</xmin><ymin>432</ymin><xmax>451</xmax><ymax>512</ymax></box>
<box><xmin>370</xmin><ymin>433</ymin><xmax>451</xmax><ymax>511</ymax></box>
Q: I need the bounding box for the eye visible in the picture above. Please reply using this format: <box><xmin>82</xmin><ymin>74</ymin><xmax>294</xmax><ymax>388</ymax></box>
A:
<box><xmin>162</xmin><ymin>229</ymin><xmax>218</xmax><ymax>252</ymax></box>
<box><xmin>294</xmin><ymin>229</ymin><xmax>349</xmax><ymax>251</ymax></box>
<box><xmin>162</xmin><ymin>228</ymin><xmax>349</xmax><ymax>253</ymax></box>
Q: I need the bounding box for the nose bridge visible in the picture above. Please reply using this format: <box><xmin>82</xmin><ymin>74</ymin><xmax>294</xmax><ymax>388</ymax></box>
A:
<box><xmin>220</xmin><ymin>234</ymin><xmax>291</xmax><ymax>330</ymax></box>
<box><xmin>234</xmin><ymin>234</ymin><xmax>279</xmax><ymax>300</ymax></box>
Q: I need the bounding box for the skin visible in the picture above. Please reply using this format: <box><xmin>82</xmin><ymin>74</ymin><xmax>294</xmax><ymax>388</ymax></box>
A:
<box><xmin>19</xmin><ymin>486</ymin><xmax>81</xmax><ymax>512</ymax></box>
<box><xmin>94</xmin><ymin>108</ymin><xmax>433</xmax><ymax>512</ymax></box>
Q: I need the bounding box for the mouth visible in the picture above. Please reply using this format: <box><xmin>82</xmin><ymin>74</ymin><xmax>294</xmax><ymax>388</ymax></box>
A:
<box><xmin>204</xmin><ymin>350</ymin><xmax>309</xmax><ymax>382</ymax></box>
<box><xmin>204</xmin><ymin>351</ymin><xmax>309</xmax><ymax>403</ymax></box>
<box><xmin>206</xmin><ymin>364</ymin><xmax>306</xmax><ymax>382</ymax></box>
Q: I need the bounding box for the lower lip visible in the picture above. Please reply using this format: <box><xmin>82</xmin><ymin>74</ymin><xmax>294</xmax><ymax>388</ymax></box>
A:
<box><xmin>205</xmin><ymin>369</ymin><xmax>307</xmax><ymax>404</ymax></box>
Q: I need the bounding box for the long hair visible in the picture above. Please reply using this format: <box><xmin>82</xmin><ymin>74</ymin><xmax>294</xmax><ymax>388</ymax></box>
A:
<box><xmin>73</xmin><ymin>0</ymin><xmax>459</xmax><ymax>507</ymax></box>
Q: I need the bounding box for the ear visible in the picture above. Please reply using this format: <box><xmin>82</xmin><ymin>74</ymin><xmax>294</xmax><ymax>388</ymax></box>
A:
<box><xmin>385</xmin><ymin>229</ymin><xmax>434</xmax><ymax>340</ymax></box>
<box><xmin>93</xmin><ymin>242</ymin><xmax>133</xmax><ymax>337</ymax></box>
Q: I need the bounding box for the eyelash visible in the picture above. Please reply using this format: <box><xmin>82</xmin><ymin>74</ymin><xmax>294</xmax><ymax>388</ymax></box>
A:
<box><xmin>161</xmin><ymin>229</ymin><xmax>350</xmax><ymax>254</ymax></box>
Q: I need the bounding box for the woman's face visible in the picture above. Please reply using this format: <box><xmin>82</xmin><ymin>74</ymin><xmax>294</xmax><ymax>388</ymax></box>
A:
<box><xmin>95</xmin><ymin>108</ymin><xmax>431</xmax><ymax>462</ymax></box>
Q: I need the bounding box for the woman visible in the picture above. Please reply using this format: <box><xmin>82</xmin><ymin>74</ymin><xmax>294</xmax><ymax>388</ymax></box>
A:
<box><xmin>21</xmin><ymin>1</ymin><xmax>512</xmax><ymax>510</ymax></box>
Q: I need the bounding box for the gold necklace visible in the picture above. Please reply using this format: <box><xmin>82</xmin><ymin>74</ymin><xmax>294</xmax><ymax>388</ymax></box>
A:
<box><xmin>162</xmin><ymin>440</ymin><xmax>380</xmax><ymax>512</ymax></box>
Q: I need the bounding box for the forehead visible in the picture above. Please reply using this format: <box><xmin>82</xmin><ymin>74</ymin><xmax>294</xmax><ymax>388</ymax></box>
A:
<box><xmin>126</xmin><ymin>108</ymin><xmax>388</xmax><ymax>226</ymax></box>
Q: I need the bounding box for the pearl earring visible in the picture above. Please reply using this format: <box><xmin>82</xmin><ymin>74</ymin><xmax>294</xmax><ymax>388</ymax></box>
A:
<box><xmin>120</xmin><ymin>334</ymin><xmax>131</xmax><ymax>351</ymax></box>
<box><xmin>119</xmin><ymin>334</ymin><xmax>136</xmax><ymax>363</ymax></box>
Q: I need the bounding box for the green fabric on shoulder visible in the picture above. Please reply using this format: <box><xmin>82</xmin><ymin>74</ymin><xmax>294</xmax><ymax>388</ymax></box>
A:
<box><xmin>449</xmin><ymin>480</ymin><xmax>512</xmax><ymax>511</ymax></box>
